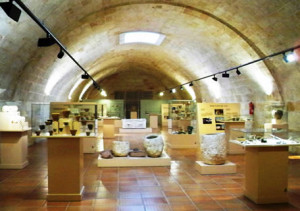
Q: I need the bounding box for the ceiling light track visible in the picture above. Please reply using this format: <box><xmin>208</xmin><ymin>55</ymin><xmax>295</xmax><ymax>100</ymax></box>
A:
<box><xmin>1</xmin><ymin>0</ymin><xmax>101</xmax><ymax>92</ymax></box>
<box><xmin>162</xmin><ymin>44</ymin><xmax>300</xmax><ymax>94</ymax></box>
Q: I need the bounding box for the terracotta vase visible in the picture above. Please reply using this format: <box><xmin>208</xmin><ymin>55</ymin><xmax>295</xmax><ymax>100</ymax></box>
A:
<box><xmin>62</xmin><ymin>110</ymin><xmax>71</xmax><ymax>118</ymax></box>
<box><xmin>51</xmin><ymin>113</ymin><xmax>60</xmax><ymax>121</ymax></box>
<box><xmin>70</xmin><ymin>129</ymin><xmax>77</xmax><ymax>136</ymax></box>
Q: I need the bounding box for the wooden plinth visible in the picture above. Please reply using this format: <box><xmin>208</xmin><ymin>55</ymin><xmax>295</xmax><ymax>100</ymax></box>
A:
<box><xmin>0</xmin><ymin>130</ymin><xmax>29</xmax><ymax>169</ymax></box>
<box><xmin>47</xmin><ymin>137</ymin><xmax>84</xmax><ymax>201</ymax></box>
<box><xmin>103</xmin><ymin>119</ymin><xmax>117</xmax><ymax>138</ymax></box>
<box><xmin>245</xmin><ymin>146</ymin><xmax>288</xmax><ymax>204</ymax></box>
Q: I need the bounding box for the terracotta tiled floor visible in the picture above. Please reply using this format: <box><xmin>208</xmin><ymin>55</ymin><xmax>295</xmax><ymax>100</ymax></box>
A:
<box><xmin>0</xmin><ymin>128</ymin><xmax>300</xmax><ymax>211</ymax></box>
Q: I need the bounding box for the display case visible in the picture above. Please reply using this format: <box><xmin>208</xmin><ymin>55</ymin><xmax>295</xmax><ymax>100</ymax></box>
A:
<box><xmin>162</xmin><ymin>100</ymin><xmax>197</xmax><ymax>133</ymax></box>
<box><xmin>230</xmin><ymin>132</ymin><xmax>300</xmax><ymax>204</ymax></box>
<box><xmin>31</xmin><ymin>102</ymin><xmax>98</xmax><ymax>136</ymax></box>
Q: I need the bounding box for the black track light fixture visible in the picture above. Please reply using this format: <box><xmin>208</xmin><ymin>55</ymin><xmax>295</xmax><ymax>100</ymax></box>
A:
<box><xmin>212</xmin><ymin>75</ymin><xmax>218</xmax><ymax>81</ymax></box>
<box><xmin>57</xmin><ymin>48</ymin><xmax>64</xmax><ymax>59</ymax></box>
<box><xmin>81</xmin><ymin>73</ymin><xmax>89</xmax><ymax>79</ymax></box>
<box><xmin>0</xmin><ymin>0</ymin><xmax>21</xmax><ymax>22</ymax></box>
<box><xmin>222</xmin><ymin>72</ymin><xmax>230</xmax><ymax>78</ymax></box>
<box><xmin>236</xmin><ymin>68</ymin><xmax>241</xmax><ymax>75</ymax></box>
<box><xmin>37</xmin><ymin>33</ymin><xmax>56</xmax><ymax>47</ymax></box>
<box><xmin>189</xmin><ymin>82</ymin><xmax>194</xmax><ymax>86</ymax></box>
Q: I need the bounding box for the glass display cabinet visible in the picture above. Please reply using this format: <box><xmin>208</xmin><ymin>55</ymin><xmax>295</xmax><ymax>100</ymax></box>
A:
<box><xmin>168</xmin><ymin>100</ymin><xmax>197</xmax><ymax>133</ymax></box>
<box><xmin>31</xmin><ymin>102</ymin><xmax>98</xmax><ymax>136</ymax></box>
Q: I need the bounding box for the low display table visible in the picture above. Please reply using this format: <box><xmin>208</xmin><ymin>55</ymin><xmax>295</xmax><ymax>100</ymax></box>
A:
<box><xmin>32</xmin><ymin>134</ymin><xmax>96</xmax><ymax>201</ymax></box>
<box><xmin>0</xmin><ymin>128</ymin><xmax>30</xmax><ymax>169</ymax></box>
<box><xmin>98</xmin><ymin>151</ymin><xmax>171</xmax><ymax>167</ymax></box>
<box><xmin>231</xmin><ymin>138</ymin><xmax>300</xmax><ymax>204</ymax></box>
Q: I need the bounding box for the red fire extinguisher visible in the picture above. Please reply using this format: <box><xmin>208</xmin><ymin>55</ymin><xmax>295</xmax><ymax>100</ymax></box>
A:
<box><xmin>249</xmin><ymin>102</ymin><xmax>255</xmax><ymax>115</ymax></box>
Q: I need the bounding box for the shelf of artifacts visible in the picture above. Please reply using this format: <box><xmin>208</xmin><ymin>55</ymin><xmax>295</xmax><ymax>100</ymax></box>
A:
<box><xmin>0</xmin><ymin>105</ymin><xmax>31</xmax><ymax>169</ymax></box>
<box><xmin>230</xmin><ymin>132</ymin><xmax>300</xmax><ymax>204</ymax></box>
<box><xmin>161</xmin><ymin>100</ymin><xmax>196</xmax><ymax>128</ymax></box>
<box><xmin>32</xmin><ymin>115</ymin><xmax>98</xmax><ymax>153</ymax></box>
<box><xmin>98</xmin><ymin>134</ymin><xmax>171</xmax><ymax>167</ymax></box>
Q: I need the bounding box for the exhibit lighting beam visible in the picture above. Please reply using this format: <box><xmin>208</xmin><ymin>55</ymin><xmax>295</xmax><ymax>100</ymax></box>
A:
<box><xmin>8</xmin><ymin>0</ymin><xmax>100</xmax><ymax>91</ymax></box>
<box><xmin>161</xmin><ymin>44</ymin><xmax>300</xmax><ymax>95</ymax></box>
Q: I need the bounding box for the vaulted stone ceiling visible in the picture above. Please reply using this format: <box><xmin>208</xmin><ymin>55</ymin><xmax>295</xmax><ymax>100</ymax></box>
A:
<box><xmin>0</xmin><ymin>0</ymin><xmax>299</xmax><ymax>104</ymax></box>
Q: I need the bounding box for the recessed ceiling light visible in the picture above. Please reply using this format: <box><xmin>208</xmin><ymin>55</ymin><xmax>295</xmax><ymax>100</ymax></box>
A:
<box><xmin>119</xmin><ymin>31</ymin><xmax>165</xmax><ymax>46</ymax></box>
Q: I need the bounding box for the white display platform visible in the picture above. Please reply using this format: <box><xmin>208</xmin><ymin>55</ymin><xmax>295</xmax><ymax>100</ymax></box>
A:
<box><xmin>195</xmin><ymin>161</ymin><xmax>237</xmax><ymax>174</ymax></box>
<box><xmin>122</xmin><ymin>119</ymin><xmax>146</xmax><ymax>129</ymax></box>
<box><xmin>98</xmin><ymin>151</ymin><xmax>171</xmax><ymax>167</ymax></box>
<box><xmin>119</xmin><ymin>128</ymin><xmax>152</xmax><ymax>133</ymax></box>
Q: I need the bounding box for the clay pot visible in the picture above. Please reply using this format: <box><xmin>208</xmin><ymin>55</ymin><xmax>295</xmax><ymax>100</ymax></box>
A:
<box><xmin>81</xmin><ymin>120</ymin><xmax>87</xmax><ymax>125</ymax></box>
<box><xmin>35</xmin><ymin>130</ymin><xmax>41</xmax><ymax>136</ymax></box>
<box><xmin>86</xmin><ymin>131</ymin><xmax>90</xmax><ymax>136</ymax></box>
<box><xmin>87</xmin><ymin>124</ymin><xmax>93</xmax><ymax>130</ymax></box>
<box><xmin>70</xmin><ymin>129</ymin><xmax>77</xmax><ymax>136</ymax></box>
<box><xmin>59</xmin><ymin>128</ymin><xmax>63</xmax><ymax>133</ymax></box>
<box><xmin>144</xmin><ymin>134</ymin><xmax>164</xmax><ymax>157</ymax></box>
<box><xmin>84</xmin><ymin>108</ymin><xmax>90</xmax><ymax>112</ymax></box>
<box><xmin>75</xmin><ymin>116</ymin><xmax>81</xmax><ymax>121</ymax></box>
<box><xmin>45</xmin><ymin>121</ymin><xmax>52</xmax><ymax>125</ymax></box>
<box><xmin>274</xmin><ymin>110</ymin><xmax>283</xmax><ymax>120</ymax></box>
<box><xmin>49</xmin><ymin>130</ymin><xmax>53</xmax><ymax>136</ymax></box>
<box><xmin>63</xmin><ymin>122</ymin><xmax>69</xmax><ymax>126</ymax></box>
<box><xmin>62</xmin><ymin>110</ymin><xmax>71</xmax><ymax>118</ymax></box>
<box><xmin>39</xmin><ymin>125</ymin><xmax>45</xmax><ymax>130</ymax></box>
<box><xmin>51</xmin><ymin>113</ymin><xmax>60</xmax><ymax>121</ymax></box>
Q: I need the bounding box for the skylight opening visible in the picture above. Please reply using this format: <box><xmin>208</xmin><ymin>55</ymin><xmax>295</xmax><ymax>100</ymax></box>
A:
<box><xmin>119</xmin><ymin>31</ymin><xmax>165</xmax><ymax>46</ymax></box>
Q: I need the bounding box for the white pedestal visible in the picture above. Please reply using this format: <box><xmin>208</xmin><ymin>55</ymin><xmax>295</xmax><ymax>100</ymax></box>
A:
<box><xmin>0</xmin><ymin>130</ymin><xmax>29</xmax><ymax>169</ymax></box>
<box><xmin>98</xmin><ymin>151</ymin><xmax>171</xmax><ymax>167</ymax></box>
<box><xmin>195</xmin><ymin>161</ymin><xmax>237</xmax><ymax>174</ymax></box>
<box><xmin>119</xmin><ymin>128</ymin><xmax>152</xmax><ymax>133</ymax></box>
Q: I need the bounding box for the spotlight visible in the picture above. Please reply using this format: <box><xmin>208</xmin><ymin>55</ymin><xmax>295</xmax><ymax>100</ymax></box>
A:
<box><xmin>236</xmin><ymin>68</ymin><xmax>241</xmax><ymax>75</ymax></box>
<box><xmin>222</xmin><ymin>72</ymin><xmax>230</xmax><ymax>78</ymax></box>
<box><xmin>180</xmin><ymin>86</ymin><xmax>184</xmax><ymax>90</ymax></box>
<box><xmin>100</xmin><ymin>89</ymin><xmax>107</xmax><ymax>97</ymax></box>
<box><xmin>81</xmin><ymin>73</ymin><xmax>89</xmax><ymax>79</ymax></box>
<box><xmin>189</xmin><ymin>82</ymin><xmax>193</xmax><ymax>86</ymax></box>
<box><xmin>159</xmin><ymin>92</ymin><xmax>164</xmax><ymax>96</ymax></box>
<box><xmin>37</xmin><ymin>33</ymin><xmax>56</xmax><ymax>47</ymax></box>
<box><xmin>283</xmin><ymin>51</ymin><xmax>296</xmax><ymax>63</ymax></box>
<box><xmin>0</xmin><ymin>1</ymin><xmax>21</xmax><ymax>22</ymax></box>
<box><xmin>212</xmin><ymin>75</ymin><xmax>218</xmax><ymax>81</ymax></box>
<box><xmin>170</xmin><ymin>88</ymin><xmax>176</xmax><ymax>93</ymax></box>
<box><xmin>57</xmin><ymin>48</ymin><xmax>64</xmax><ymax>59</ymax></box>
